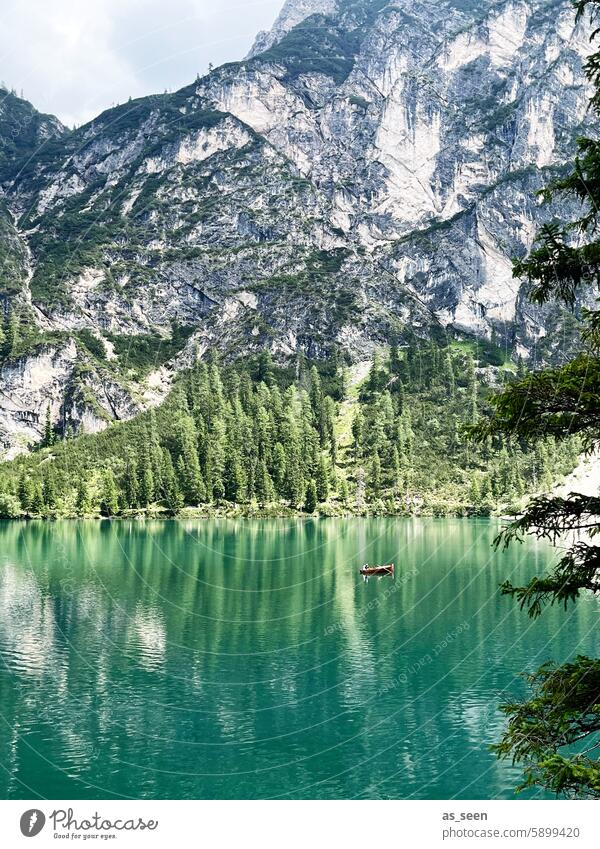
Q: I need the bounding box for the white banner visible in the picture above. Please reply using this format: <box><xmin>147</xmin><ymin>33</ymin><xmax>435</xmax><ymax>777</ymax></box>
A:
<box><xmin>0</xmin><ymin>800</ymin><xmax>598</xmax><ymax>849</ymax></box>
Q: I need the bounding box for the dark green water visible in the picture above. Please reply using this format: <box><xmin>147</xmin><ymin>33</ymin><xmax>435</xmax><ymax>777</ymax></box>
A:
<box><xmin>0</xmin><ymin>518</ymin><xmax>597</xmax><ymax>800</ymax></box>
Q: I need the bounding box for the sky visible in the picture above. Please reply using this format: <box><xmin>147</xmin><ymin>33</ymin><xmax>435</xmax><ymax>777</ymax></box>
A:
<box><xmin>0</xmin><ymin>0</ymin><xmax>283</xmax><ymax>127</ymax></box>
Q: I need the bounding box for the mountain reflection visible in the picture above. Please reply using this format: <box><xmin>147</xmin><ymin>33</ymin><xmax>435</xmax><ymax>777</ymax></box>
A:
<box><xmin>0</xmin><ymin>519</ymin><xmax>595</xmax><ymax>800</ymax></box>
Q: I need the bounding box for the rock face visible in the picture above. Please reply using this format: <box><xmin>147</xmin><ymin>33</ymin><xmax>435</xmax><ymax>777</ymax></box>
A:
<box><xmin>0</xmin><ymin>0</ymin><xmax>594</xmax><ymax>454</ymax></box>
<box><xmin>0</xmin><ymin>340</ymin><xmax>142</xmax><ymax>458</ymax></box>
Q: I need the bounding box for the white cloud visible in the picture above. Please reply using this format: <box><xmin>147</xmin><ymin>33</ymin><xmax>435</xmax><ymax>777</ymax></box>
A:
<box><xmin>0</xmin><ymin>0</ymin><xmax>282</xmax><ymax>126</ymax></box>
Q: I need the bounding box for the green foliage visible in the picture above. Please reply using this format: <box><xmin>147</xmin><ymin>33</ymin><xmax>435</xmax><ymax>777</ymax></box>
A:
<box><xmin>0</xmin><ymin>302</ymin><xmax>69</xmax><ymax>365</ymax></box>
<box><xmin>101</xmin><ymin>470</ymin><xmax>120</xmax><ymax>517</ymax></box>
<box><xmin>304</xmin><ymin>479</ymin><xmax>318</xmax><ymax>514</ymax></box>
<box><xmin>493</xmin><ymin>658</ymin><xmax>600</xmax><ymax>799</ymax></box>
<box><xmin>77</xmin><ymin>330</ymin><xmax>107</xmax><ymax>361</ymax></box>
<box><xmin>253</xmin><ymin>16</ymin><xmax>360</xmax><ymax>83</ymax></box>
<box><xmin>0</xmin><ymin>336</ymin><xmax>580</xmax><ymax>522</ymax></box>
<box><xmin>106</xmin><ymin>324</ymin><xmax>195</xmax><ymax>377</ymax></box>
<box><xmin>315</xmin><ymin>455</ymin><xmax>330</xmax><ymax>502</ymax></box>
<box><xmin>0</xmin><ymin>491</ymin><xmax>21</xmax><ymax>519</ymax></box>
<box><xmin>0</xmin><ymin>87</ymin><xmax>66</xmax><ymax>183</ymax></box>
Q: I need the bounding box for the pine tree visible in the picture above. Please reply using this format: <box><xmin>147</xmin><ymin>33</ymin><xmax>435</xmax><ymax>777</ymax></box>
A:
<box><xmin>309</xmin><ymin>366</ymin><xmax>327</xmax><ymax>444</ymax></box>
<box><xmin>124</xmin><ymin>455</ymin><xmax>139</xmax><ymax>508</ymax></box>
<box><xmin>75</xmin><ymin>477</ymin><xmax>91</xmax><ymax>515</ymax></box>
<box><xmin>339</xmin><ymin>476</ymin><xmax>349</xmax><ymax>506</ymax></box>
<box><xmin>355</xmin><ymin>467</ymin><xmax>366</xmax><ymax>511</ymax></box>
<box><xmin>256</xmin><ymin>349</ymin><xmax>274</xmax><ymax>384</ymax></box>
<box><xmin>43</xmin><ymin>405</ymin><xmax>54</xmax><ymax>447</ymax></box>
<box><xmin>224</xmin><ymin>448</ymin><xmax>245</xmax><ymax>503</ymax></box>
<box><xmin>304</xmin><ymin>479</ymin><xmax>318</xmax><ymax>514</ymax></box>
<box><xmin>138</xmin><ymin>445</ymin><xmax>155</xmax><ymax>507</ymax></box>
<box><xmin>396</xmin><ymin>380</ymin><xmax>405</xmax><ymax>415</ymax></box>
<box><xmin>213</xmin><ymin>477</ymin><xmax>225</xmax><ymax>503</ymax></box>
<box><xmin>465</xmin><ymin>353</ymin><xmax>479</xmax><ymax>425</ymax></box>
<box><xmin>162</xmin><ymin>450</ymin><xmax>183</xmax><ymax>512</ymax></box>
<box><xmin>284</xmin><ymin>420</ymin><xmax>304</xmax><ymax>506</ymax></box>
<box><xmin>17</xmin><ymin>473</ymin><xmax>34</xmax><ymax>512</ymax></box>
<box><xmin>42</xmin><ymin>471</ymin><xmax>57</xmax><ymax>510</ymax></box>
<box><xmin>469</xmin><ymin>476</ymin><xmax>481</xmax><ymax>508</ymax></box>
<box><xmin>272</xmin><ymin>442</ymin><xmax>287</xmax><ymax>493</ymax></box>
<box><xmin>391</xmin><ymin>445</ymin><xmax>401</xmax><ymax>495</ymax></box>
<box><xmin>207</xmin><ymin>361</ymin><xmax>225</xmax><ymax>423</ymax></box>
<box><xmin>368</xmin><ymin>453</ymin><xmax>381</xmax><ymax>501</ymax></box>
<box><xmin>148</xmin><ymin>411</ymin><xmax>164</xmax><ymax>494</ymax></box>
<box><xmin>101</xmin><ymin>470</ymin><xmax>120</xmax><ymax>517</ymax></box>
<box><xmin>176</xmin><ymin>416</ymin><xmax>206</xmax><ymax>504</ymax></box>
<box><xmin>255</xmin><ymin>459</ymin><xmax>275</xmax><ymax>506</ymax></box>
<box><xmin>367</xmin><ymin>351</ymin><xmax>386</xmax><ymax>394</ymax></box>
<box><xmin>176</xmin><ymin>454</ymin><xmax>205</xmax><ymax>507</ymax></box>
<box><xmin>315</xmin><ymin>454</ymin><xmax>329</xmax><ymax>503</ymax></box>
<box><xmin>31</xmin><ymin>483</ymin><xmax>45</xmax><ymax>515</ymax></box>
<box><xmin>443</xmin><ymin>352</ymin><xmax>455</xmax><ymax>396</ymax></box>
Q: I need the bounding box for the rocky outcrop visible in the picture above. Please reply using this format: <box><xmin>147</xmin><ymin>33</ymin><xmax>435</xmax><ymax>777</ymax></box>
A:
<box><xmin>0</xmin><ymin>340</ymin><xmax>141</xmax><ymax>459</ymax></box>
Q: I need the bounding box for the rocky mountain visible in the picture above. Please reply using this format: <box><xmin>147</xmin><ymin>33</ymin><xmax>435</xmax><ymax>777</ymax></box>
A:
<box><xmin>0</xmin><ymin>0</ymin><xmax>594</xmax><ymax>456</ymax></box>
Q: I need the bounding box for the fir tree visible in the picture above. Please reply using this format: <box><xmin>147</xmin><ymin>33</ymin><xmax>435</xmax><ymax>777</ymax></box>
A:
<box><xmin>42</xmin><ymin>471</ymin><xmax>57</xmax><ymax>509</ymax></box>
<box><xmin>43</xmin><ymin>405</ymin><xmax>54</xmax><ymax>447</ymax></box>
<box><xmin>138</xmin><ymin>446</ymin><xmax>155</xmax><ymax>507</ymax></box>
<box><xmin>124</xmin><ymin>456</ymin><xmax>139</xmax><ymax>508</ymax></box>
<box><xmin>443</xmin><ymin>352</ymin><xmax>455</xmax><ymax>396</ymax></box>
<box><xmin>176</xmin><ymin>416</ymin><xmax>206</xmax><ymax>505</ymax></box>
<box><xmin>31</xmin><ymin>483</ymin><xmax>45</xmax><ymax>515</ymax></box>
<box><xmin>284</xmin><ymin>420</ymin><xmax>304</xmax><ymax>505</ymax></box>
<box><xmin>255</xmin><ymin>459</ymin><xmax>275</xmax><ymax>506</ymax></box>
<box><xmin>391</xmin><ymin>446</ymin><xmax>401</xmax><ymax>495</ymax></box>
<box><xmin>304</xmin><ymin>479</ymin><xmax>318</xmax><ymax>514</ymax></box>
<box><xmin>161</xmin><ymin>450</ymin><xmax>183</xmax><ymax>512</ymax></box>
<box><xmin>338</xmin><ymin>477</ymin><xmax>349</xmax><ymax>506</ymax></box>
<box><xmin>315</xmin><ymin>454</ymin><xmax>329</xmax><ymax>503</ymax></box>
<box><xmin>224</xmin><ymin>449</ymin><xmax>245</xmax><ymax>503</ymax></box>
<box><xmin>256</xmin><ymin>349</ymin><xmax>274</xmax><ymax>384</ymax></box>
<box><xmin>213</xmin><ymin>477</ymin><xmax>225</xmax><ymax>503</ymax></box>
<box><xmin>368</xmin><ymin>453</ymin><xmax>381</xmax><ymax>501</ymax></box>
<box><xmin>17</xmin><ymin>473</ymin><xmax>34</xmax><ymax>512</ymax></box>
<box><xmin>101</xmin><ymin>470</ymin><xmax>120</xmax><ymax>517</ymax></box>
<box><xmin>355</xmin><ymin>467</ymin><xmax>366</xmax><ymax>511</ymax></box>
<box><xmin>75</xmin><ymin>477</ymin><xmax>91</xmax><ymax>515</ymax></box>
<box><xmin>272</xmin><ymin>442</ymin><xmax>287</xmax><ymax>493</ymax></box>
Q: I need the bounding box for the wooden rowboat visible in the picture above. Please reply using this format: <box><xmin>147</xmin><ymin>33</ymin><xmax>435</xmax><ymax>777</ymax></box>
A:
<box><xmin>360</xmin><ymin>564</ymin><xmax>395</xmax><ymax>577</ymax></box>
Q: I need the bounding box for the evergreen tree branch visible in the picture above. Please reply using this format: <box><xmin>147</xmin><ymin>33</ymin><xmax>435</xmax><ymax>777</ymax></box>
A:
<box><xmin>494</xmin><ymin>656</ymin><xmax>600</xmax><ymax>798</ymax></box>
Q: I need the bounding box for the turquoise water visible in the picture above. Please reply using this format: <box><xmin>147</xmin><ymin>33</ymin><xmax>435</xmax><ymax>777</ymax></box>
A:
<box><xmin>0</xmin><ymin>518</ymin><xmax>597</xmax><ymax>800</ymax></box>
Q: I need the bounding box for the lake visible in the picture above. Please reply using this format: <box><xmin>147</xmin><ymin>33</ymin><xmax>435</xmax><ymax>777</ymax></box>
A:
<box><xmin>0</xmin><ymin>518</ymin><xmax>597</xmax><ymax>800</ymax></box>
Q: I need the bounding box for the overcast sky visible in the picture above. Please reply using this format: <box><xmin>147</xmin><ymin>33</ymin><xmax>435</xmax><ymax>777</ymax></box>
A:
<box><xmin>0</xmin><ymin>0</ymin><xmax>283</xmax><ymax>127</ymax></box>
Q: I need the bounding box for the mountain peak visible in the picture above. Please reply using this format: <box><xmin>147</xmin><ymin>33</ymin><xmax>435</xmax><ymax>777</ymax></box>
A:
<box><xmin>247</xmin><ymin>0</ymin><xmax>339</xmax><ymax>58</ymax></box>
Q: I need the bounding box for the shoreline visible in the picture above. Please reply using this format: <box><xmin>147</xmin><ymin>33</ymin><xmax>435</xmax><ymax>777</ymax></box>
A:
<box><xmin>0</xmin><ymin>504</ymin><xmax>497</xmax><ymax>522</ymax></box>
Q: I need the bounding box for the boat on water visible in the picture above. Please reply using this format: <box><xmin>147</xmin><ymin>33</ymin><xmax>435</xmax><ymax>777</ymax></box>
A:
<box><xmin>360</xmin><ymin>564</ymin><xmax>395</xmax><ymax>577</ymax></box>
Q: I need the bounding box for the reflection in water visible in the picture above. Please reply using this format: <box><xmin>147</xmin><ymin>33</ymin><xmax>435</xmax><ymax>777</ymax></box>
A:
<box><xmin>129</xmin><ymin>605</ymin><xmax>166</xmax><ymax>672</ymax></box>
<box><xmin>0</xmin><ymin>518</ymin><xmax>597</xmax><ymax>799</ymax></box>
